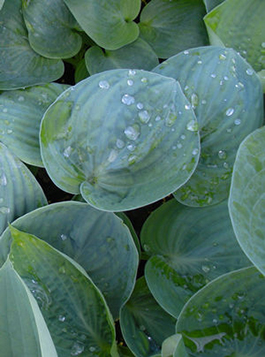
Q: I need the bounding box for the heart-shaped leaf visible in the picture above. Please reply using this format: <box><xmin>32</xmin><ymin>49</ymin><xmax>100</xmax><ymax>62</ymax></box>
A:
<box><xmin>204</xmin><ymin>0</ymin><xmax>265</xmax><ymax>72</ymax></box>
<box><xmin>229</xmin><ymin>126</ymin><xmax>265</xmax><ymax>276</ymax></box>
<box><xmin>0</xmin><ymin>83</ymin><xmax>68</xmax><ymax>166</ymax></box>
<box><xmin>0</xmin><ymin>201</ymin><xmax>138</xmax><ymax>318</ymax></box>
<box><xmin>85</xmin><ymin>38</ymin><xmax>159</xmax><ymax>75</ymax></box>
<box><xmin>0</xmin><ymin>143</ymin><xmax>47</xmax><ymax>235</ymax></box>
<box><xmin>120</xmin><ymin>277</ymin><xmax>176</xmax><ymax>357</ymax></box>
<box><xmin>0</xmin><ymin>258</ymin><xmax>57</xmax><ymax>356</ymax></box>
<box><xmin>9</xmin><ymin>226</ymin><xmax>118</xmax><ymax>356</ymax></box>
<box><xmin>141</xmin><ymin>199</ymin><xmax>250</xmax><ymax>318</ymax></box>
<box><xmin>63</xmin><ymin>0</ymin><xmax>141</xmax><ymax>50</ymax></box>
<box><xmin>22</xmin><ymin>0</ymin><xmax>82</xmax><ymax>59</ymax></box>
<box><xmin>0</xmin><ymin>0</ymin><xmax>64</xmax><ymax>90</ymax></box>
<box><xmin>139</xmin><ymin>0</ymin><xmax>208</xmax><ymax>59</ymax></box>
<box><xmin>153</xmin><ymin>46</ymin><xmax>263</xmax><ymax>206</ymax></box>
<box><xmin>176</xmin><ymin>267</ymin><xmax>265</xmax><ymax>356</ymax></box>
<box><xmin>40</xmin><ymin>69</ymin><xmax>200</xmax><ymax>211</ymax></box>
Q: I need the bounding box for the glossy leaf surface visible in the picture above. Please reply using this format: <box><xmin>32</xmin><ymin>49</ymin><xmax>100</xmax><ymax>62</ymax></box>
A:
<box><xmin>0</xmin><ymin>83</ymin><xmax>68</xmax><ymax>166</ymax></box>
<box><xmin>176</xmin><ymin>267</ymin><xmax>265</xmax><ymax>356</ymax></box>
<box><xmin>0</xmin><ymin>201</ymin><xmax>138</xmax><ymax>318</ymax></box>
<box><xmin>141</xmin><ymin>199</ymin><xmax>250</xmax><ymax>318</ymax></box>
<box><xmin>63</xmin><ymin>0</ymin><xmax>141</xmax><ymax>50</ymax></box>
<box><xmin>0</xmin><ymin>259</ymin><xmax>57</xmax><ymax>356</ymax></box>
<box><xmin>139</xmin><ymin>0</ymin><xmax>208</xmax><ymax>59</ymax></box>
<box><xmin>0</xmin><ymin>143</ymin><xmax>47</xmax><ymax>235</ymax></box>
<box><xmin>120</xmin><ymin>277</ymin><xmax>176</xmax><ymax>357</ymax></box>
<box><xmin>85</xmin><ymin>38</ymin><xmax>159</xmax><ymax>75</ymax></box>
<box><xmin>204</xmin><ymin>0</ymin><xmax>265</xmax><ymax>72</ymax></box>
<box><xmin>40</xmin><ymin>69</ymin><xmax>200</xmax><ymax>211</ymax></box>
<box><xmin>10</xmin><ymin>226</ymin><xmax>117</xmax><ymax>356</ymax></box>
<box><xmin>229</xmin><ymin>126</ymin><xmax>265</xmax><ymax>276</ymax></box>
<box><xmin>154</xmin><ymin>46</ymin><xmax>263</xmax><ymax>206</ymax></box>
<box><xmin>0</xmin><ymin>0</ymin><xmax>64</xmax><ymax>90</ymax></box>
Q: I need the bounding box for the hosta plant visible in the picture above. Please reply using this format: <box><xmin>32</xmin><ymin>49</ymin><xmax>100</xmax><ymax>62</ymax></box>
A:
<box><xmin>0</xmin><ymin>0</ymin><xmax>264</xmax><ymax>356</ymax></box>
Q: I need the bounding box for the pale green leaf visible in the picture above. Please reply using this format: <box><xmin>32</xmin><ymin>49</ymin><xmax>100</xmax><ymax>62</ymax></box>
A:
<box><xmin>162</xmin><ymin>334</ymin><xmax>188</xmax><ymax>357</ymax></box>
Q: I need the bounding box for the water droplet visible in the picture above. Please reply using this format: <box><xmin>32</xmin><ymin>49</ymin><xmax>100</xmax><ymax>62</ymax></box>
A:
<box><xmin>165</xmin><ymin>113</ymin><xmax>177</xmax><ymax>126</ymax></box>
<box><xmin>218</xmin><ymin>150</ymin><xmax>227</xmax><ymax>160</ymax></box>
<box><xmin>219</xmin><ymin>54</ymin><xmax>226</xmax><ymax>60</ymax></box>
<box><xmin>141</xmin><ymin>77</ymin><xmax>148</xmax><ymax>83</ymax></box>
<box><xmin>201</xmin><ymin>99</ymin><xmax>207</xmax><ymax>105</ymax></box>
<box><xmin>172</xmin><ymin>145</ymin><xmax>177</xmax><ymax>150</ymax></box>
<box><xmin>246</xmin><ymin>68</ymin><xmax>254</xmax><ymax>75</ymax></box>
<box><xmin>0</xmin><ymin>207</ymin><xmax>10</xmax><ymax>214</ymax></box>
<box><xmin>197</xmin><ymin>60</ymin><xmax>202</xmax><ymax>64</ymax></box>
<box><xmin>185</xmin><ymin>104</ymin><xmax>191</xmax><ymax>110</ymax></box>
<box><xmin>202</xmin><ymin>265</ymin><xmax>210</xmax><ymax>273</ymax></box>
<box><xmin>136</xmin><ymin>102</ymin><xmax>144</xmax><ymax>110</ymax></box>
<box><xmin>18</xmin><ymin>95</ymin><xmax>24</xmax><ymax>102</ymax></box>
<box><xmin>60</xmin><ymin>234</ymin><xmax>68</xmax><ymax>241</ymax></box>
<box><xmin>58</xmin><ymin>315</ymin><xmax>66</xmax><ymax>322</ymax></box>
<box><xmin>7</xmin><ymin>129</ymin><xmax>12</xmax><ymax>134</ymax></box>
<box><xmin>116</xmin><ymin>139</ymin><xmax>125</xmax><ymax>149</ymax></box>
<box><xmin>210</xmin><ymin>74</ymin><xmax>216</xmax><ymax>78</ymax></box>
<box><xmin>124</xmin><ymin>125</ymin><xmax>140</xmax><ymax>140</ymax></box>
<box><xmin>127</xmin><ymin>79</ymin><xmax>134</xmax><ymax>86</ymax></box>
<box><xmin>127</xmin><ymin>143</ymin><xmax>135</xmax><ymax>151</ymax></box>
<box><xmin>89</xmin><ymin>346</ymin><xmax>96</xmax><ymax>352</ymax></box>
<box><xmin>223</xmin><ymin>162</ymin><xmax>229</xmax><ymax>169</ymax></box>
<box><xmin>234</xmin><ymin>118</ymin><xmax>241</xmax><ymax>125</ymax></box>
<box><xmin>177</xmin><ymin>143</ymin><xmax>182</xmax><ymax>149</ymax></box>
<box><xmin>192</xmin><ymin>148</ymin><xmax>199</xmax><ymax>156</ymax></box>
<box><xmin>63</xmin><ymin>146</ymin><xmax>73</xmax><ymax>158</ymax></box>
<box><xmin>144</xmin><ymin>244</ymin><xmax>150</xmax><ymax>252</ymax></box>
<box><xmin>98</xmin><ymin>80</ymin><xmax>110</xmax><ymax>89</ymax></box>
<box><xmin>181</xmin><ymin>134</ymin><xmax>186</xmax><ymax>140</ymax></box>
<box><xmin>121</xmin><ymin>94</ymin><xmax>135</xmax><ymax>105</ymax></box>
<box><xmin>0</xmin><ymin>174</ymin><xmax>7</xmax><ymax>186</ymax></box>
<box><xmin>71</xmin><ymin>341</ymin><xmax>85</xmax><ymax>356</ymax></box>
<box><xmin>183</xmin><ymin>50</ymin><xmax>189</xmax><ymax>55</ymax></box>
<box><xmin>226</xmin><ymin>108</ymin><xmax>234</xmax><ymax>116</ymax></box>
<box><xmin>138</xmin><ymin>110</ymin><xmax>150</xmax><ymax>123</ymax></box>
<box><xmin>128</xmin><ymin>69</ymin><xmax>136</xmax><ymax>76</ymax></box>
<box><xmin>186</xmin><ymin>120</ymin><xmax>198</xmax><ymax>132</ymax></box>
<box><xmin>155</xmin><ymin>116</ymin><xmax>161</xmax><ymax>121</ymax></box>
<box><xmin>128</xmin><ymin>154</ymin><xmax>137</xmax><ymax>165</ymax></box>
<box><xmin>191</xmin><ymin>93</ymin><xmax>199</xmax><ymax>108</ymax></box>
<box><xmin>2</xmin><ymin>108</ymin><xmax>7</xmax><ymax>113</ymax></box>
<box><xmin>224</xmin><ymin>75</ymin><xmax>229</xmax><ymax>81</ymax></box>
<box><xmin>107</xmin><ymin>149</ymin><xmax>118</xmax><ymax>163</ymax></box>
<box><xmin>213</xmin><ymin>318</ymin><xmax>218</xmax><ymax>324</ymax></box>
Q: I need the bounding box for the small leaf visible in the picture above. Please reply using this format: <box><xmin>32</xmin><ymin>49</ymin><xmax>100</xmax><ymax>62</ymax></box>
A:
<box><xmin>120</xmin><ymin>277</ymin><xmax>176</xmax><ymax>357</ymax></box>
<box><xmin>176</xmin><ymin>267</ymin><xmax>265</xmax><ymax>355</ymax></box>
<box><xmin>204</xmin><ymin>0</ymin><xmax>265</xmax><ymax>72</ymax></box>
<box><xmin>63</xmin><ymin>0</ymin><xmax>141</xmax><ymax>50</ymax></box>
<box><xmin>139</xmin><ymin>0</ymin><xmax>208</xmax><ymax>59</ymax></box>
<box><xmin>229</xmin><ymin>126</ymin><xmax>265</xmax><ymax>276</ymax></box>
<box><xmin>9</xmin><ymin>226</ymin><xmax>117</xmax><ymax>356</ymax></box>
<box><xmin>0</xmin><ymin>258</ymin><xmax>57</xmax><ymax>356</ymax></box>
<box><xmin>162</xmin><ymin>334</ymin><xmax>188</xmax><ymax>357</ymax></box>
<box><xmin>0</xmin><ymin>0</ymin><xmax>64</xmax><ymax>90</ymax></box>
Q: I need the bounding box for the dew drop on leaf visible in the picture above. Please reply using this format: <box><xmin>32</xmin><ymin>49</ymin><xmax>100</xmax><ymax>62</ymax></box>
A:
<box><xmin>186</xmin><ymin>120</ymin><xmax>198</xmax><ymax>132</ymax></box>
<box><xmin>246</xmin><ymin>68</ymin><xmax>254</xmax><ymax>76</ymax></box>
<box><xmin>107</xmin><ymin>149</ymin><xmax>118</xmax><ymax>163</ymax></box>
<box><xmin>124</xmin><ymin>125</ymin><xmax>140</xmax><ymax>140</ymax></box>
<box><xmin>225</xmin><ymin>108</ymin><xmax>234</xmax><ymax>117</ymax></box>
<box><xmin>127</xmin><ymin>79</ymin><xmax>134</xmax><ymax>86</ymax></box>
<box><xmin>18</xmin><ymin>95</ymin><xmax>24</xmax><ymax>102</ymax></box>
<box><xmin>71</xmin><ymin>341</ymin><xmax>85</xmax><ymax>356</ymax></box>
<box><xmin>121</xmin><ymin>94</ymin><xmax>135</xmax><ymax>105</ymax></box>
<box><xmin>116</xmin><ymin>139</ymin><xmax>125</xmax><ymax>149</ymax></box>
<box><xmin>234</xmin><ymin>119</ymin><xmax>241</xmax><ymax>125</ymax></box>
<box><xmin>63</xmin><ymin>146</ymin><xmax>73</xmax><ymax>158</ymax></box>
<box><xmin>218</xmin><ymin>150</ymin><xmax>227</xmax><ymax>160</ymax></box>
<box><xmin>138</xmin><ymin>110</ymin><xmax>150</xmax><ymax>124</ymax></box>
<box><xmin>136</xmin><ymin>102</ymin><xmax>144</xmax><ymax>110</ymax></box>
<box><xmin>98</xmin><ymin>80</ymin><xmax>110</xmax><ymax>89</ymax></box>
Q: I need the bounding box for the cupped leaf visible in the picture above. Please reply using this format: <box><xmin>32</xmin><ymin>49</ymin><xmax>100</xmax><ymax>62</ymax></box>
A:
<box><xmin>0</xmin><ymin>258</ymin><xmax>57</xmax><ymax>356</ymax></box>
<box><xmin>229</xmin><ymin>126</ymin><xmax>265</xmax><ymax>276</ymax></box>
<box><xmin>0</xmin><ymin>143</ymin><xmax>47</xmax><ymax>235</ymax></box>
<box><xmin>162</xmin><ymin>334</ymin><xmax>188</xmax><ymax>357</ymax></box>
<box><xmin>153</xmin><ymin>46</ymin><xmax>263</xmax><ymax>206</ymax></box>
<box><xmin>22</xmin><ymin>0</ymin><xmax>82</xmax><ymax>59</ymax></box>
<box><xmin>0</xmin><ymin>0</ymin><xmax>64</xmax><ymax>90</ymax></box>
<box><xmin>0</xmin><ymin>201</ymin><xmax>138</xmax><ymax>318</ymax></box>
<box><xmin>141</xmin><ymin>199</ymin><xmax>250</xmax><ymax>318</ymax></box>
<box><xmin>40</xmin><ymin>69</ymin><xmax>200</xmax><ymax>212</ymax></box>
<box><xmin>120</xmin><ymin>277</ymin><xmax>176</xmax><ymax>357</ymax></box>
<box><xmin>204</xmin><ymin>0</ymin><xmax>265</xmax><ymax>72</ymax></box>
<box><xmin>0</xmin><ymin>83</ymin><xmax>68</xmax><ymax>166</ymax></box>
<box><xmin>176</xmin><ymin>267</ymin><xmax>265</xmax><ymax>356</ymax></box>
<box><xmin>9</xmin><ymin>226</ymin><xmax>118</xmax><ymax>356</ymax></box>
<box><xmin>63</xmin><ymin>0</ymin><xmax>141</xmax><ymax>50</ymax></box>
<box><xmin>139</xmin><ymin>0</ymin><xmax>208</xmax><ymax>59</ymax></box>
<box><xmin>85</xmin><ymin>38</ymin><xmax>159</xmax><ymax>75</ymax></box>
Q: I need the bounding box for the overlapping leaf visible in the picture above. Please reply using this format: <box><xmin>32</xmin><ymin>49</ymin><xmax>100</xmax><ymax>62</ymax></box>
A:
<box><xmin>162</xmin><ymin>334</ymin><xmax>188</xmax><ymax>357</ymax></box>
<box><xmin>63</xmin><ymin>0</ymin><xmax>141</xmax><ymax>50</ymax></box>
<box><xmin>0</xmin><ymin>83</ymin><xmax>68</xmax><ymax>166</ymax></box>
<box><xmin>141</xmin><ymin>199</ymin><xmax>250</xmax><ymax>318</ymax></box>
<box><xmin>229</xmin><ymin>126</ymin><xmax>265</xmax><ymax>276</ymax></box>
<box><xmin>203</xmin><ymin>0</ymin><xmax>224</xmax><ymax>12</ymax></box>
<box><xmin>176</xmin><ymin>267</ymin><xmax>265</xmax><ymax>356</ymax></box>
<box><xmin>139</xmin><ymin>0</ymin><xmax>208</xmax><ymax>59</ymax></box>
<box><xmin>0</xmin><ymin>143</ymin><xmax>47</xmax><ymax>235</ymax></box>
<box><xmin>40</xmin><ymin>69</ymin><xmax>200</xmax><ymax>211</ymax></box>
<box><xmin>22</xmin><ymin>0</ymin><xmax>82</xmax><ymax>59</ymax></box>
<box><xmin>9</xmin><ymin>226</ymin><xmax>118</xmax><ymax>356</ymax></box>
<box><xmin>0</xmin><ymin>0</ymin><xmax>64</xmax><ymax>90</ymax></box>
<box><xmin>153</xmin><ymin>46</ymin><xmax>263</xmax><ymax>206</ymax></box>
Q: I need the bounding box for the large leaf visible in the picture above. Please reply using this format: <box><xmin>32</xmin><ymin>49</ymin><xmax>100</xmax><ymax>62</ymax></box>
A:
<box><xmin>120</xmin><ymin>277</ymin><xmax>176</xmax><ymax>357</ymax></box>
<box><xmin>204</xmin><ymin>0</ymin><xmax>265</xmax><ymax>73</ymax></box>
<box><xmin>85</xmin><ymin>38</ymin><xmax>159</xmax><ymax>75</ymax></box>
<box><xmin>229</xmin><ymin>126</ymin><xmax>265</xmax><ymax>276</ymax></box>
<box><xmin>141</xmin><ymin>199</ymin><xmax>250</xmax><ymax>318</ymax></box>
<box><xmin>0</xmin><ymin>83</ymin><xmax>68</xmax><ymax>166</ymax></box>
<box><xmin>22</xmin><ymin>0</ymin><xmax>82</xmax><ymax>59</ymax></box>
<box><xmin>153</xmin><ymin>46</ymin><xmax>263</xmax><ymax>206</ymax></box>
<box><xmin>0</xmin><ymin>258</ymin><xmax>57</xmax><ymax>356</ymax></box>
<box><xmin>9</xmin><ymin>226</ymin><xmax>118</xmax><ymax>356</ymax></box>
<box><xmin>0</xmin><ymin>201</ymin><xmax>138</xmax><ymax>318</ymax></box>
<box><xmin>40</xmin><ymin>69</ymin><xmax>200</xmax><ymax>212</ymax></box>
<box><xmin>139</xmin><ymin>0</ymin><xmax>208</xmax><ymax>59</ymax></box>
<box><xmin>63</xmin><ymin>0</ymin><xmax>141</xmax><ymax>50</ymax></box>
<box><xmin>0</xmin><ymin>0</ymin><xmax>64</xmax><ymax>90</ymax></box>
<box><xmin>0</xmin><ymin>143</ymin><xmax>47</xmax><ymax>235</ymax></box>
<box><xmin>176</xmin><ymin>267</ymin><xmax>265</xmax><ymax>356</ymax></box>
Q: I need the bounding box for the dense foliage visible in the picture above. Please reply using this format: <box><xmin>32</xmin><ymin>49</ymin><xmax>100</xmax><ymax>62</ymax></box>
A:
<box><xmin>0</xmin><ymin>0</ymin><xmax>264</xmax><ymax>356</ymax></box>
